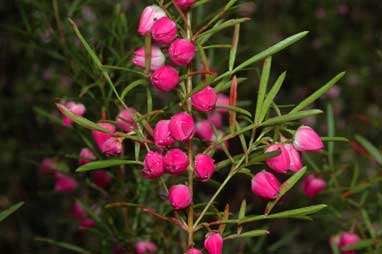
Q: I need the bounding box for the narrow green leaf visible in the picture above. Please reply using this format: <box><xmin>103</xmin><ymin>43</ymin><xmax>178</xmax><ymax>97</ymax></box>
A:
<box><xmin>321</xmin><ymin>137</ymin><xmax>349</xmax><ymax>142</ymax></box>
<box><xmin>216</xmin><ymin>105</ymin><xmax>252</xmax><ymax>118</ymax></box>
<box><xmin>121</xmin><ymin>79</ymin><xmax>148</xmax><ymax>100</ymax></box>
<box><xmin>34</xmin><ymin>107</ymin><xmax>64</xmax><ymax>126</ymax></box>
<box><xmin>290</xmin><ymin>72</ymin><xmax>345</xmax><ymax>113</ymax></box>
<box><xmin>229</xmin><ymin>24</ymin><xmax>240</xmax><ymax>72</ymax></box>
<box><xmin>327</xmin><ymin>103</ymin><xmax>335</xmax><ymax>167</ymax></box>
<box><xmin>0</xmin><ymin>202</ymin><xmax>24</xmax><ymax>222</ymax></box>
<box><xmin>146</xmin><ymin>86</ymin><xmax>153</xmax><ymax>113</ymax></box>
<box><xmin>255</xmin><ymin>57</ymin><xmax>272</xmax><ymax>123</ymax></box>
<box><xmin>238</xmin><ymin>199</ymin><xmax>246</xmax><ymax>220</ymax></box>
<box><xmin>262</xmin><ymin>109</ymin><xmax>323</xmax><ymax>126</ymax></box>
<box><xmin>355</xmin><ymin>135</ymin><xmax>382</xmax><ymax>164</ymax></box>
<box><xmin>244</xmin><ymin>150</ymin><xmax>281</xmax><ymax>167</ymax></box>
<box><xmin>35</xmin><ymin>237</ymin><xmax>91</xmax><ymax>254</ymax></box>
<box><xmin>76</xmin><ymin>160</ymin><xmax>143</xmax><ymax>172</ymax></box>
<box><xmin>341</xmin><ymin>239</ymin><xmax>375</xmax><ymax>251</ymax></box>
<box><xmin>199</xmin><ymin>18</ymin><xmax>250</xmax><ymax>42</ymax></box>
<box><xmin>225</xmin><ymin>230</ymin><xmax>269</xmax><ymax>240</ymax></box>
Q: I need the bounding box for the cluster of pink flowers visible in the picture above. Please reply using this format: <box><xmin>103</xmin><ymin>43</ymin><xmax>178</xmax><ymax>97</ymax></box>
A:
<box><xmin>330</xmin><ymin>232</ymin><xmax>360</xmax><ymax>254</ymax></box>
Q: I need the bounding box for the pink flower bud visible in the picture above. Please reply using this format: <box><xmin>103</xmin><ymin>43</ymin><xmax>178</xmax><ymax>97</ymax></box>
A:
<box><xmin>71</xmin><ymin>201</ymin><xmax>86</xmax><ymax>218</ymax></box>
<box><xmin>265</xmin><ymin>143</ymin><xmax>290</xmax><ymax>174</ymax></box>
<box><xmin>92</xmin><ymin>123</ymin><xmax>116</xmax><ymax>151</ymax></box>
<box><xmin>151</xmin><ymin>17</ymin><xmax>177</xmax><ymax>44</ymax></box>
<box><xmin>92</xmin><ymin>170</ymin><xmax>113</xmax><ymax>188</ymax></box>
<box><xmin>54</xmin><ymin>173</ymin><xmax>78</xmax><ymax>193</ymax></box>
<box><xmin>284</xmin><ymin>144</ymin><xmax>303</xmax><ymax>172</ymax></box>
<box><xmin>79</xmin><ymin>218</ymin><xmax>96</xmax><ymax>228</ymax></box>
<box><xmin>79</xmin><ymin>148</ymin><xmax>95</xmax><ymax>165</ymax></box>
<box><xmin>251</xmin><ymin>170</ymin><xmax>281</xmax><ymax>200</ymax></box>
<box><xmin>175</xmin><ymin>0</ymin><xmax>195</xmax><ymax>8</ymax></box>
<box><xmin>138</xmin><ymin>5</ymin><xmax>166</xmax><ymax>35</ymax></box>
<box><xmin>168</xmin><ymin>39</ymin><xmax>195</xmax><ymax>66</ymax></box>
<box><xmin>196</xmin><ymin>120</ymin><xmax>213</xmax><ymax>141</ymax></box>
<box><xmin>293</xmin><ymin>125</ymin><xmax>324</xmax><ymax>152</ymax></box>
<box><xmin>151</xmin><ymin>65</ymin><xmax>180</xmax><ymax>92</ymax></box>
<box><xmin>136</xmin><ymin>240</ymin><xmax>157</xmax><ymax>254</ymax></box>
<box><xmin>39</xmin><ymin>158</ymin><xmax>56</xmax><ymax>174</ymax></box>
<box><xmin>154</xmin><ymin>120</ymin><xmax>175</xmax><ymax>147</ymax></box>
<box><xmin>208</xmin><ymin>111</ymin><xmax>223</xmax><ymax>129</ymax></box>
<box><xmin>303</xmin><ymin>174</ymin><xmax>325</xmax><ymax>197</ymax></box>
<box><xmin>338</xmin><ymin>232</ymin><xmax>359</xmax><ymax>254</ymax></box>
<box><xmin>164</xmin><ymin>148</ymin><xmax>189</xmax><ymax>175</ymax></box>
<box><xmin>204</xmin><ymin>233</ymin><xmax>223</xmax><ymax>254</ymax></box>
<box><xmin>185</xmin><ymin>249</ymin><xmax>202</xmax><ymax>254</ymax></box>
<box><xmin>215</xmin><ymin>93</ymin><xmax>230</xmax><ymax>113</ymax></box>
<box><xmin>132</xmin><ymin>46</ymin><xmax>165</xmax><ymax>71</ymax></box>
<box><xmin>116</xmin><ymin>108</ymin><xmax>137</xmax><ymax>133</ymax></box>
<box><xmin>62</xmin><ymin>101</ymin><xmax>86</xmax><ymax>126</ymax></box>
<box><xmin>191</xmin><ymin>86</ymin><xmax>217</xmax><ymax>112</ymax></box>
<box><xmin>169</xmin><ymin>112</ymin><xmax>195</xmax><ymax>141</ymax></box>
<box><xmin>195</xmin><ymin>154</ymin><xmax>215</xmax><ymax>182</ymax></box>
<box><xmin>168</xmin><ymin>184</ymin><xmax>192</xmax><ymax>210</ymax></box>
<box><xmin>143</xmin><ymin>151</ymin><xmax>164</xmax><ymax>179</ymax></box>
<box><xmin>101</xmin><ymin>137</ymin><xmax>123</xmax><ymax>157</ymax></box>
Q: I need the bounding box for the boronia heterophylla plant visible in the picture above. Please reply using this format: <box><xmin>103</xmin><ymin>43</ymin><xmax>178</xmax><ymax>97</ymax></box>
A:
<box><xmin>43</xmin><ymin>0</ymin><xmax>359</xmax><ymax>253</ymax></box>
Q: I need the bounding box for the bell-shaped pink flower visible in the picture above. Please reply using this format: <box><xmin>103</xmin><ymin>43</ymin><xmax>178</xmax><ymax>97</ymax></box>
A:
<box><xmin>338</xmin><ymin>232</ymin><xmax>359</xmax><ymax>254</ymax></box>
<box><xmin>215</xmin><ymin>93</ymin><xmax>230</xmax><ymax>113</ymax></box>
<box><xmin>151</xmin><ymin>65</ymin><xmax>180</xmax><ymax>92</ymax></box>
<box><xmin>138</xmin><ymin>5</ymin><xmax>166</xmax><ymax>35</ymax></box>
<box><xmin>92</xmin><ymin>170</ymin><xmax>113</xmax><ymax>188</ymax></box>
<box><xmin>154</xmin><ymin>120</ymin><xmax>175</xmax><ymax>147</ymax></box>
<box><xmin>195</xmin><ymin>154</ymin><xmax>215</xmax><ymax>182</ymax></box>
<box><xmin>133</xmin><ymin>46</ymin><xmax>165</xmax><ymax>71</ymax></box>
<box><xmin>164</xmin><ymin>148</ymin><xmax>189</xmax><ymax>175</ymax></box>
<box><xmin>136</xmin><ymin>240</ymin><xmax>157</xmax><ymax>254</ymax></box>
<box><xmin>265</xmin><ymin>143</ymin><xmax>290</xmax><ymax>174</ymax></box>
<box><xmin>175</xmin><ymin>0</ymin><xmax>195</xmax><ymax>8</ymax></box>
<box><xmin>62</xmin><ymin>101</ymin><xmax>86</xmax><ymax>126</ymax></box>
<box><xmin>303</xmin><ymin>174</ymin><xmax>325</xmax><ymax>197</ymax></box>
<box><xmin>185</xmin><ymin>249</ymin><xmax>202</xmax><ymax>254</ymax></box>
<box><xmin>92</xmin><ymin>123</ymin><xmax>116</xmax><ymax>151</ymax></box>
<box><xmin>143</xmin><ymin>151</ymin><xmax>164</xmax><ymax>179</ymax></box>
<box><xmin>204</xmin><ymin>233</ymin><xmax>223</xmax><ymax>254</ymax></box>
<box><xmin>151</xmin><ymin>17</ymin><xmax>177</xmax><ymax>44</ymax></box>
<box><xmin>39</xmin><ymin>158</ymin><xmax>56</xmax><ymax>174</ymax></box>
<box><xmin>54</xmin><ymin>173</ymin><xmax>78</xmax><ymax>193</ymax></box>
<box><xmin>284</xmin><ymin>144</ymin><xmax>303</xmax><ymax>172</ymax></box>
<box><xmin>169</xmin><ymin>112</ymin><xmax>195</xmax><ymax>141</ymax></box>
<box><xmin>168</xmin><ymin>184</ymin><xmax>192</xmax><ymax>210</ymax></box>
<box><xmin>79</xmin><ymin>218</ymin><xmax>96</xmax><ymax>228</ymax></box>
<box><xmin>79</xmin><ymin>148</ymin><xmax>96</xmax><ymax>165</ymax></box>
<box><xmin>116</xmin><ymin>108</ymin><xmax>137</xmax><ymax>133</ymax></box>
<box><xmin>71</xmin><ymin>201</ymin><xmax>86</xmax><ymax>218</ymax></box>
<box><xmin>251</xmin><ymin>171</ymin><xmax>281</xmax><ymax>200</ymax></box>
<box><xmin>168</xmin><ymin>39</ymin><xmax>195</xmax><ymax>66</ymax></box>
<box><xmin>196</xmin><ymin>120</ymin><xmax>213</xmax><ymax>141</ymax></box>
<box><xmin>191</xmin><ymin>86</ymin><xmax>217</xmax><ymax>112</ymax></box>
<box><xmin>293</xmin><ymin>125</ymin><xmax>324</xmax><ymax>152</ymax></box>
<box><xmin>101</xmin><ymin>137</ymin><xmax>123</xmax><ymax>156</ymax></box>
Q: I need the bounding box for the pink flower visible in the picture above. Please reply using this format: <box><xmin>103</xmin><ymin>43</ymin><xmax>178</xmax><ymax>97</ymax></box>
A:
<box><xmin>151</xmin><ymin>65</ymin><xmax>180</xmax><ymax>92</ymax></box>
<box><xmin>71</xmin><ymin>201</ymin><xmax>86</xmax><ymax>218</ymax></box>
<box><xmin>101</xmin><ymin>137</ymin><xmax>123</xmax><ymax>156</ymax></box>
<box><xmin>204</xmin><ymin>233</ymin><xmax>223</xmax><ymax>254</ymax></box>
<box><xmin>151</xmin><ymin>17</ymin><xmax>177</xmax><ymax>44</ymax></box>
<box><xmin>215</xmin><ymin>93</ymin><xmax>230</xmax><ymax>113</ymax></box>
<box><xmin>138</xmin><ymin>5</ymin><xmax>166</xmax><ymax>35</ymax></box>
<box><xmin>39</xmin><ymin>158</ymin><xmax>56</xmax><ymax>174</ymax></box>
<box><xmin>164</xmin><ymin>148</ymin><xmax>189</xmax><ymax>175</ymax></box>
<box><xmin>53</xmin><ymin>173</ymin><xmax>78</xmax><ymax>193</ymax></box>
<box><xmin>196</xmin><ymin>120</ymin><xmax>213</xmax><ymax>141</ymax></box>
<box><xmin>265</xmin><ymin>143</ymin><xmax>290</xmax><ymax>174</ymax></box>
<box><xmin>175</xmin><ymin>0</ymin><xmax>195</xmax><ymax>8</ymax></box>
<box><xmin>79</xmin><ymin>148</ymin><xmax>95</xmax><ymax>165</ymax></box>
<box><xmin>293</xmin><ymin>125</ymin><xmax>324</xmax><ymax>152</ymax></box>
<box><xmin>284</xmin><ymin>144</ymin><xmax>303</xmax><ymax>172</ymax></box>
<box><xmin>185</xmin><ymin>249</ymin><xmax>202</xmax><ymax>254</ymax></box>
<box><xmin>195</xmin><ymin>154</ymin><xmax>215</xmax><ymax>182</ymax></box>
<box><xmin>338</xmin><ymin>232</ymin><xmax>359</xmax><ymax>254</ymax></box>
<box><xmin>169</xmin><ymin>112</ymin><xmax>195</xmax><ymax>141</ymax></box>
<box><xmin>132</xmin><ymin>46</ymin><xmax>165</xmax><ymax>71</ymax></box>
<box><xmin>79</xmin><ymin>218</ymin><xmax>96</xmax><ymax>228</ymax></box>
<box><xmin>62</xmin><ymin>101</ymin><xmax>86</xmax><ymax>126</ymax></box>
<box><xmin>303</xmin><ymin>174</ymin><xmax>325</xmax><ymax>197</ymax></box>
<box><xmin>168</xmin><ymin>184</ymin><xmax>192</xmax><ymax>210</ymax></box>
<box><xmin>168</xmin><ymin>39</ymin><xmax>195</xmax><ymax>66</ymax></box>
<box><xmin>191</xmin><ymin>86</ymin><xmax>217</xmax><ymax>112</ymax></box>
<box><xmin>208</xmin><ymin>111</ymin><xmax>223</xmax><ymax>129</ymax></box>
<box><xmin>153</xmin><ymin>120</ymin><xmax>175</xmax><ymax>147</ymax></box>
<box><xmin>92</xmin><ymin>123</ymin><xmax>116</xmax><ymax>151</ymax></box>
<box><xmin>92</xmin><ymin>170</ymin><xmax>113</xmax><ymax>188</ymax></box>
<box><xmin>251</xmin><ymin>170</ymin><xmax>281</xmax><ymax>200</ymax></box>
<box><xmin>116</xmin><ymin>108</ymin><xmax>137</xmax><ymax>133</ymax></box>
<box><xmin>136</xmin><ymin>240</ymin><xmax>157</xmax><ymax>254</ymax></box>
<box><xmin>143</xmin><ymin>151</ymin><xmax>164</xmax><ymax>179</ymax></box>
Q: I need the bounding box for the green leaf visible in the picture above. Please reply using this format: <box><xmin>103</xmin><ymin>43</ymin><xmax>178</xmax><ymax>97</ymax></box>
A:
<box><xmin>0</xmin><ymin>202</ymin><xmax>24</xmax><ymax>222</ymax></box>
<box><xmin>121</xmin><ymin>79</ymin><xmax>148</xmax><ymax>100</ymax></box>
<box><xmin>327</xmin><ymin>104</ymin><xmax>335</xmax><ymax>167</ymax></box>
<box><xmin>229</xmin><ymin>24</ymin><xmax>240</xmax><ymax>72</ymax></box>
<box><xmin>238</xmin><ymin>199</ymin><xmax>247</xmax><ymax>220</ymax></box>
<box><xmin>34</xmin><ymin>107</ymin><xmax>64</xmax><ymax>126</ymax></box>
<box><xmin>244</xmin><ymin>150</ymin><xmax>281</xmax><ymax>167</ymax></box>
<box><xmin>290</xmin><ymin>72</ymin><xmax>345</xmax><ymax>113</ymax></box>
<box><xmin>225</xmin><ymin>230</ymin><xmax>269</xmax><ymax>240</ymax></box>
<box><xmin>265</xmin><ymin>167</ymin><xmax>307</xmax><ymax>215</ymax></box>
<box><xmin>341</xmin><ymin>239</ymin><xmax>375</xmax><ymax>251</ymax></box>
<box><xmin>216</xmin><ymin>105</ymin><xmax>252</xmax><ymax>118</ymax></box>
<box><xmin>255</xmin><ymin>57</ymin><xmax>272</xmax><ymax>123</ymax></box>
<box><xmin>215</xmin><ymin>77</ymin><xmax>247</xmax><ymax>93</ymax></box>
<box><xmin>76</xmin><ymin>160</ymin><xmax>143</xmax><ymax>172</ymax></box>
<box><xmin>262</xmin><ymin>109</ymin><xmax>323</xmax><ymax>126</ymax></box>
<box><xmin>321</xmin><ymin>136</ymin><xmax>349</xmax><ymax>142</ymax></box>
<box><xmin>199</xmin><ymin>18</ymin><xmax>250</xmax><ymax>43</ymax></box>
<box><xmin>35</xmin><ymin>237</ymin><xmax>91</xmax><ymax>254</ymax></box>
<box><xmin>355</xmin><ymin>135</ymin><xmax>382</xmax><ymax>164</ymax></box>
